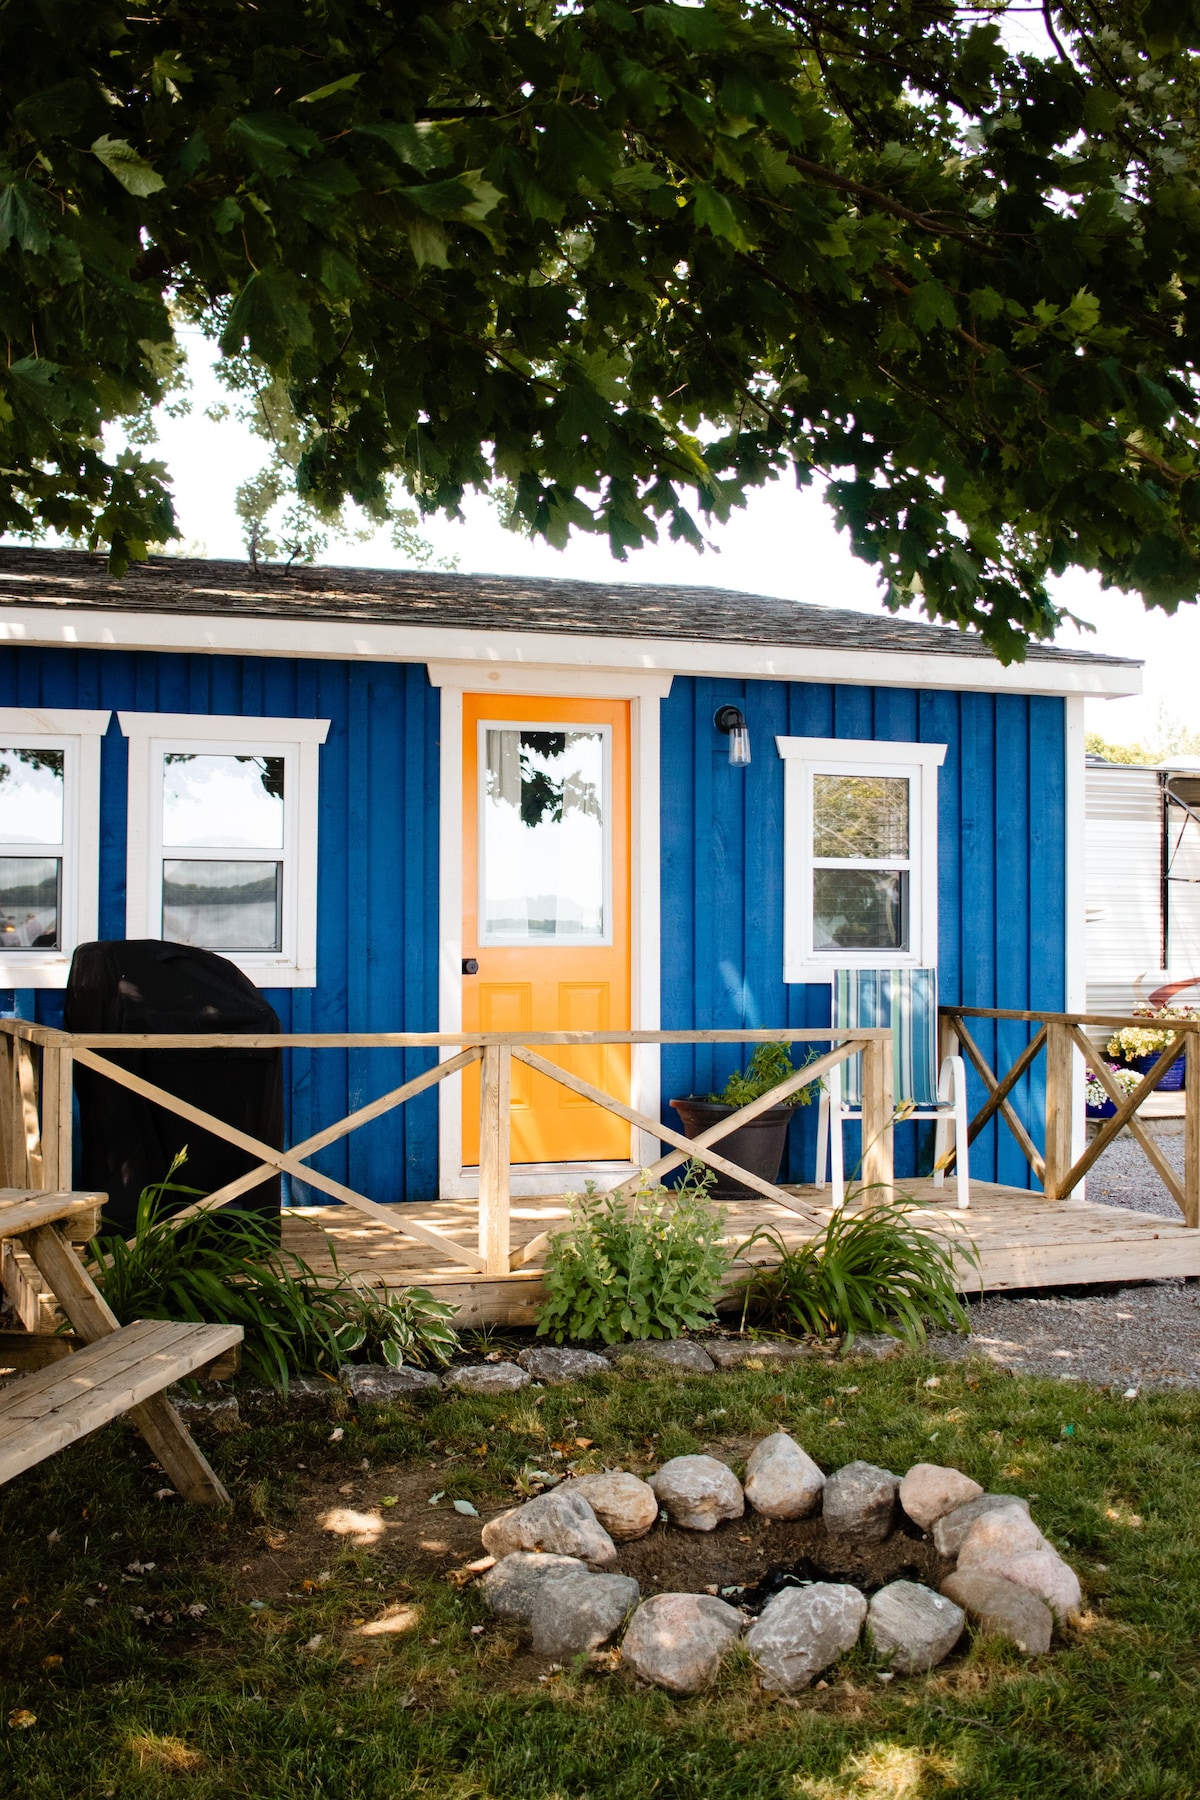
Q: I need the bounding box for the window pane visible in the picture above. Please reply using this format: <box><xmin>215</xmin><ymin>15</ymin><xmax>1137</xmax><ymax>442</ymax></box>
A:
<box><xmin>162</xmin><ymin>860</ymin><xmax>282</xmax><ymax>951</ymax></box>
<box><xmin>0</xmin><ymin>748</ymin><xmax>64</xmax><ymax>845</ymax></box>
<box><xmin>482</xmin><ymin>728</ymin><xmax>606</xmax><ymax>940</ymax></box>
<box><xmin>0</xmin><ymin>856</ymin><xmax>60</xmax><ymax>948</ymax></box>
<box><xmin>162</xmin><ymin>754</ymin><xmax>285</xmax><ymax>849</ymax></box>
<box><xmin>813</xmin><ymin>868</ymin><xmax>908</xmax><ymax>951</ymax></box>
<box><xmin>813</xmin><ymin>774</ymin><xmax>909</xmax><ymax>859</ymax></box>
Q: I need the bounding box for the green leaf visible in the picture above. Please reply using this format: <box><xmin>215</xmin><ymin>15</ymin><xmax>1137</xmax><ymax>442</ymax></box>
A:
<box><xmin>909</xmin><ymin>279</ymin><xmax>957</xmax><ymax>333</ymax></box>
<box><xmin>296</xmin><ymin>73</ymin><xmax>362</xmax><ymax>103</ymax></box>
<box><xmin>354</xmin><ymin>121</ymin><xmax>453</xmax><ymax>171</ymax></box>
<box><xmin>0</xmin><ymin>183</ymin><xmax>51</xmax><ymax>255</ymax></box>
<box><xmin>219</xmin><ymin>266</ymin><xmax>313</xmax><ymax>363</ymax></box>
<box><xmin>90</xmin><ymin>136</ymin><xmax>167</xmax><ymax>197</ymax></box>
<box><xmin>693</xmin><ymin>183</ymin><xmax>750</xmax><ymax>248</ymax></box>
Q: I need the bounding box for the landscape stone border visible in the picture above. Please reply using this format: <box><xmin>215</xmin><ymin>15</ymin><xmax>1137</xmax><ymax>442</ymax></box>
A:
<box><xmin>478</xmin><ymin>1434</ymin><xmax>1081</xmax><ymax>1693</ymax></box>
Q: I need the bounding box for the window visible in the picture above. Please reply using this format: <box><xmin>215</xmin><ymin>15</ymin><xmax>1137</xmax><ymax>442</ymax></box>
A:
<box><xmin>478</xmin><ymin>723</ymin><xmax>611</xmax><ymax>944</ymax></box>
<box><xmin>0</xmin><ymin>709</ymin><xmax>109</xmax><ymax>987</ymax></box>
<box><xmin>120</xmin><ymin>713</ymin><xmax>330</xmax><ymax>986</ymax></box>
<box><xmin>776</xmin><ymin>735</ymin><xmax>946</xmax><ymax>983</ymax></box>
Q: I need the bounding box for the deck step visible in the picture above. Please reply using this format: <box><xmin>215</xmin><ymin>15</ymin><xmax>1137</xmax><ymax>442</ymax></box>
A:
<box><xmin>0</xmin><ymin>1318</ymin><xmax>243</xmax><ymax>1486</ymax></box>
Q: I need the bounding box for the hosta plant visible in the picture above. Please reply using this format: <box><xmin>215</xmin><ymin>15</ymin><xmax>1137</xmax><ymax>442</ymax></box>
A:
<box><xmin>536</xmin><ymin>1168</ymin><xmax>731</xmax><ymax>1346</ymax></box>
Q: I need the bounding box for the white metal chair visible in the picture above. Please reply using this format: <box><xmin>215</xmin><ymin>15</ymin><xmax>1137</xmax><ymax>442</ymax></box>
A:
<box><xmin>816</xmin><ymin>968</ymin><xmax>970</xmax><ymax>1210</ymax></box>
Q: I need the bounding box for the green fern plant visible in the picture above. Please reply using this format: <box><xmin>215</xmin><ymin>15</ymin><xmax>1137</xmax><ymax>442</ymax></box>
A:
<box><xmin>536</xmin><ymin>1167</ymin><xmax>731</xmax><ymax>1345</ymax></box>
<box><xmin>737</xmin><ymin>1201</ymin><xmax>975</xmax><ymax>1347</ymax></box>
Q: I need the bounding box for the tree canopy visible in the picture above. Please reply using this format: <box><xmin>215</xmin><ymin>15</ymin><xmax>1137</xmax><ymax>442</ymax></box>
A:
<box><xmin>3</xmin><ymin>0</ymin><xmax>1200</xmax><ymax>657</ymax></box>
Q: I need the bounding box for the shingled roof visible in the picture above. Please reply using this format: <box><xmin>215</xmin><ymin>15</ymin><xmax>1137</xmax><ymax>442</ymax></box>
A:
<box><xmin>0</xmin><ymin>545</ymin><xmax>1134</xmax><ymax>668</ymax></box>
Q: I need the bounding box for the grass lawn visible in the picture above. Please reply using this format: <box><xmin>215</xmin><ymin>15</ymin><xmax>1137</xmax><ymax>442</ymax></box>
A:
<box><xmin>2</xmin><ymin>1345</ymin><xmax>1198</xmax><ymax>1799</ymax></box>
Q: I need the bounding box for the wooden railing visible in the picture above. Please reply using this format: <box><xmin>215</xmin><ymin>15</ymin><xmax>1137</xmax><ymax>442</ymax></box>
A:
<box><xmin>939</xmin><ymin>1006</ymin><xmax>1200</xmax><ymax>1225</ymax></box>
<box><xmin>0</xmin><ymin>1020</ymin><xmax>894</xmax><ymax>1281</ymax></box>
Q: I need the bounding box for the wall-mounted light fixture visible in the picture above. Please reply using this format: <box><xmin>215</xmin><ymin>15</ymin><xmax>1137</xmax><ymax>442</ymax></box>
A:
<box><xmin>714</xmin><ymin>704</ymin><xmax>751</xmax><ymax>767</ymax></box>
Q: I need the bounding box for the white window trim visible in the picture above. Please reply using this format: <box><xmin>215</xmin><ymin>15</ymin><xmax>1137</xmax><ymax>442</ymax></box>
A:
<box><xmin>0</xmin><ymin>708</ymin><xmax>110</xmax><ymax>989</ymax></box>
<box><xmin>777</xmin><ymin>735</ymin><xmax>947</xmax><ymax>984</ymax></box>
<box><xmin>119</xmin><ymin>712</ymin><xmax>330</xmax><ymax>987</ymax></box>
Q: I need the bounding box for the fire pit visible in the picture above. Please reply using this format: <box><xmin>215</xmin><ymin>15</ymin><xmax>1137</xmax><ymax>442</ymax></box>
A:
<box><xmin>474</xmin><ymin>1436</ymin><xmax>1080</xmax><ymax>1692</ymax></box>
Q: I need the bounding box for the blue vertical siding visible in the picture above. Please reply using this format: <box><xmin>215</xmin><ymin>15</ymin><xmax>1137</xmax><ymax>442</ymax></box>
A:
<box><xmin>660</xmin><ymin>678</ymin><xmax>1066</xmax><ymax>1188</ymax></box>
<box><xmin>0</xmin><ymin>647</ymin><xmax>442</xmax><ymax>1203</ymax></box>
<box><xmin>0</xmin><ymin>643</ymin><xmax>1066</xmax><ymax>1201</ymax></box>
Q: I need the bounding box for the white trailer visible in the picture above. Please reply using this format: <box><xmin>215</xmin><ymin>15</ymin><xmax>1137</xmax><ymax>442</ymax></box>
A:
<box><xmin>1086</xmin><ymin>757</ymin><xmax>1200</xmax><ymax>1015</ymax></box>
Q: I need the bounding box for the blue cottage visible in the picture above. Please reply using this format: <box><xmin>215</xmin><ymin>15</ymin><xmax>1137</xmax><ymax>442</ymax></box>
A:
<box><xmin>0</xmin><ymin>547</ymin><xmax>1139</xmax><ymax>1209</ymax></box>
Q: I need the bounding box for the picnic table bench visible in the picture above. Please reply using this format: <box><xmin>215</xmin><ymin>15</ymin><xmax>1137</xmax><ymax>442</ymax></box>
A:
<box><xmin>0</xmin><ymin>1191</ymin><xmax>241</xmax><ymax>1504</ymax></box>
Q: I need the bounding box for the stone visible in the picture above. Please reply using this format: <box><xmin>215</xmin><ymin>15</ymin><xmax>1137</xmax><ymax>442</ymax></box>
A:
<box><xmin>446</xmin><ymin>1362</ymin><xmax>530</xmax><ymax>1395</ymax></box>
<box><xmin>339</xmin><ymin>1364</ymin><xmax>441</xmax><ymax>1401</ymax></box>
<box><xmin>517</xmin><ymin>1346</ymin><xmax>610</xmax><ymax>1384</ymax></box>
<box><xmin>899</xmin><ymin>1464</ymin><xmax>985</xmax><ymax>1532</ymax></box>
<box><xmin>955</xmin><ymin>1502</ymin><xmax>1048</xmax><ymax>1568</ymax></box>
<box><xmin>868</xmin><ymin>1580</ymin><xmax>965</xmax><ymax>1674</ymax></box>
<box><xmin>620</xmin><ymin>1593</ymin><xmax>744</xmax><ymax>1693</ymax></box>
<box><xmin>480</xmin><ymin>1553</ymin><xmax>587</xmax><ymax>1622</ymax></box>
<box><xmin>705</xmin><ymin>1341</ymin><xmax>811</xmax><ymax>1369</ymax></box>
<box><xmin>603</xmin><ymin>1339</ymin><xmax>716</xmax><ymax>1373</ymax></box>
<box><xmin>648</xmin><ymin>1455</ymin><xmax>744</xmax><ymax>1531</ymax></box>
<box><xmin>841</xmin><ymin>1333</ymin><xmax>906</xmax><ymax>1361</ymax></box>
<box><xmin>941</xmin><ymin>1570</ymin><xmax>1055</xmax><ymax>1655</ymax></box>
<box><xmin>168</xmin><ymin>1391</ymin><xmax>240</xmax><ymax>1431</ymax></box>
<box><xmin>821</xmin><ymin>1461</ymin><xmax>898</xmax><ymax>1542</ymax></box>
<box><xmin>959</xmin><ymin>1548</ymin><xmax>1082</xmax><ymax>1622</ymax></box>
<box><xmin>528</xmin><ymin>1570</ymin><xmax>641</xmax><ymax>1658</ymax></box>
<box><xmin>481</xmin><ymin>1487</ymin><xmax>618</xmax><ymax>1568</ymax></box>
<box><xmin>568</xmin><ymin>1472</ymin><xmax>659</xmax><ymax>1542</ymax></box>
<box><xmin>932</xmin><ymin>1493</ymin><xmax>1031</xmax><ymax>1559</ymax></box>
<box><xmin>743</xmin><ymin>1433</ymin><xmax>825</xmax><ymax>1521</ymax></box>
<box><xmin>744</xmin><ymin>1583</ymin><xmax>867</xmax><ymax>1691</ymax></box>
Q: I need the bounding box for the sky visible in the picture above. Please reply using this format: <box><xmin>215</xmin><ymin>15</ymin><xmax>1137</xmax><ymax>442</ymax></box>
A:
<box><xmin>136</xmin><ymin>330</ymin><xmax>1199</xmax><ymax>750</ymax></box>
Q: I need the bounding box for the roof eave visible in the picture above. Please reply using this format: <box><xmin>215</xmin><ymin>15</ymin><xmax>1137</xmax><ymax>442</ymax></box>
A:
<box><xmin>0</xmin><ymin>603</ymin><xmax>1143</xmax><ymax>699</ymax></box>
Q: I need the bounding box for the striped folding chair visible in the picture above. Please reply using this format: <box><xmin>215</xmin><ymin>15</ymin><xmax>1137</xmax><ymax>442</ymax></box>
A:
<box><xmin>815</xmin><ymin>968</ymin><xmax>970</xmax><ymax>1210</ymax></box>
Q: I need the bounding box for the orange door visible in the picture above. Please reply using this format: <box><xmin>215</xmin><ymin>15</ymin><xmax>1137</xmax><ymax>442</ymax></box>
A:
<box><xmin>461</xmin><ymin>694</ymin><xmax>631</xmax><ymax>1166</ymax></box>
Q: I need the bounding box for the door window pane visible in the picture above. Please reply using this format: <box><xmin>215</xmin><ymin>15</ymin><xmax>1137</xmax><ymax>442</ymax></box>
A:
<box><xmin>162</xmin><ymin>860</ymin><xmax>282</xmax><ymax>950</ymax></box>
<box><xmin>814</xmin><ymin>868</ymin><xmax>908</xmax><ymax>950</ymax></box>
<box><xmin>0</xmin><ymin>749</ymin><xmax>64</xmax><ymax>845</ymax></box>
<box><xmin>482</xmin><ymin>728</ymin><xmax>606</xmax><ymax>940</ymax></box>
<box><xmin>162</xmin><ymin>754</ymin><xmax>285</xmax><ymax>849</ymax></box>
<box><xmin>0</xmin><ymin>856</ymin><xmax>60</xmax><ymax>948</ymax></box>
<box><xmin>813</xmin><ymin>775</ymin><xmax>909</xmax><ymax>859</ymax></box>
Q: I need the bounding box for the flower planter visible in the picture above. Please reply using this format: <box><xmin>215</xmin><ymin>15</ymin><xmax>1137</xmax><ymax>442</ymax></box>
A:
<box><xmin>1086</xmin><ymin>1096</ymin><xmax>1121</xmax><ymax>1120</ymax></box>
<box><xmin>669</xmin><ymin>1096</ymin><xmax>793</xmax><ymax>1198</ymax></box>
<box><xmin>1124</xmin><ymin>1050</ymin><xmax>1185</xmax><ymax>1091</ymax></box>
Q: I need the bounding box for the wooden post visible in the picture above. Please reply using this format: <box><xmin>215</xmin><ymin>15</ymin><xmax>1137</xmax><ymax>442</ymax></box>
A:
<box><xmin>478</xmin><ymin>1044</ymin><xmax>511</xmax><ymax>1277</ymax></box>
<box><xmin>1185</xmin><ymin>1031</ymin><xmax>1200</xmax><ymax>1230</ymax></box>
<box><xmin>859</xmin><ymin>1035</ymin><xmax>893</xmax><ymax>1209</ymax></box>
<box><xmin>39</xmin><ymin>1047</ymin><xmax>73</xmax><ymax>1192</ymax></box>
<box><xmin>14</xmin><ymin>1039</ymin><xmax>43</xmax><ymax>1189</ymax></box>
<box><xmin>1042</xmin><ymin>1022</ymin><xmax>1075</xmax><ymax>1200</ymax></box>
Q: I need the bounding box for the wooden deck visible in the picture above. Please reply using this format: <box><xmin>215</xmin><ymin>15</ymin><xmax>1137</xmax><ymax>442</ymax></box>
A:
<box><xmin>282</xmin><ymin>1180</ymin><xmax>1200</xmax><ymax>1328</ymax></box>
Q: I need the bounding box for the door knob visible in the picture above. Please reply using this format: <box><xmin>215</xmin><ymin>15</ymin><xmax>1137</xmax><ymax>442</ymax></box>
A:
<box><xmin>462</xmin><ymin>958</ymin><xmax>479</xmax><ymax>975</ymax></box>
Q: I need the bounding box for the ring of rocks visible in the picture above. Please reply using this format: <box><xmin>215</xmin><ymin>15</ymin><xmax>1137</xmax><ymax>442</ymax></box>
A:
<box><xmin>476</xmin><ymin>1436</ymin><xmax>1083</xmax><ymax>1693</ymax></box>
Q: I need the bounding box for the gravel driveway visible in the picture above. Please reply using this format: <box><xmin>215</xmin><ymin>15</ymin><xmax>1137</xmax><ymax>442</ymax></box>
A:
<box><xmin>929</xmin><ymin>1131</ymin><xmax>1200</xmax><ymax>1391</ymax></box>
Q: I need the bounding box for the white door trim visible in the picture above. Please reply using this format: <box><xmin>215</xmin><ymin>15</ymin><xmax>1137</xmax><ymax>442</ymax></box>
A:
<box><xmin>431</xmin><ymin>665</ymin><xmax>672</xmax><ymax>1200</ymax></box>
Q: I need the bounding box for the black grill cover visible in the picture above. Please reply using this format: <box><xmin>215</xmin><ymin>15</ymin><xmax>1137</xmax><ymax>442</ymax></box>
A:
<box><xmin>66</xmin><ymin>940</ymin><xmax>283</xmax><ymax>1234</ymax></box>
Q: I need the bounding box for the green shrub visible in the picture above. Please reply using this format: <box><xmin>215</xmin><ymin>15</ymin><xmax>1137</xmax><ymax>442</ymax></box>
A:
<box><xmin>737</xmin><ymin>1201</ymin><xmax>975</xmax><ymax>1346</ymax></box>
<box><xmin>708</xmin><ymin>1040</ymin><xmax>816</xmax><ymax>1107</ymax></box>
<box><xmin>535</xmin><ymin>1168</ymin><xmax>731</xmax><ymax>1345</ymax></box>
<box><xmin>89</xmin><ymin>1155</ymin><xmax>458</xmax><ymax>1390</ymax></box>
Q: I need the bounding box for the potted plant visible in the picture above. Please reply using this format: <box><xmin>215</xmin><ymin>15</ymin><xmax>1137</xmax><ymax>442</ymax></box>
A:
<box><xmin>1085</xmin><ymin>1063</ymin><xmax>1142</xmax><ymax>1120</ymax></box>
<box><xmin>670</xmin><ymin>1042</ymin><xmax>817</xmax><ymax>1197</ymax></box>
<box><xmin>1105</xmin><ymin>1004</ymin><xmax>1197</xmax><ymax>1092</ymax></box>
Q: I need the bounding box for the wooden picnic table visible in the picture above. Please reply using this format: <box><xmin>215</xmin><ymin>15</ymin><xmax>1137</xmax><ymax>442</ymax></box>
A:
<box><xmin>0</xmin><ymin>1191</ymin><xmax>241</xmax><ymax>1503</ymax></box>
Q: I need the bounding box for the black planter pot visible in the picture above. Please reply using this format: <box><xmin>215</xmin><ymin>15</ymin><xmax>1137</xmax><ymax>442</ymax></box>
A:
<box><xmin>669</xmin><ymin>1096</ymin><xmax>794</xmax><ymax>1198</ymax></box>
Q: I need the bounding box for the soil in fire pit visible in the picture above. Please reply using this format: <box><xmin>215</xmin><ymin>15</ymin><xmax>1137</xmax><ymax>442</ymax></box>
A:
<box><xmin>614</xmin><ymin>1511</ymin><xmax>952</xmax><ymax>1611</ymax></box>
